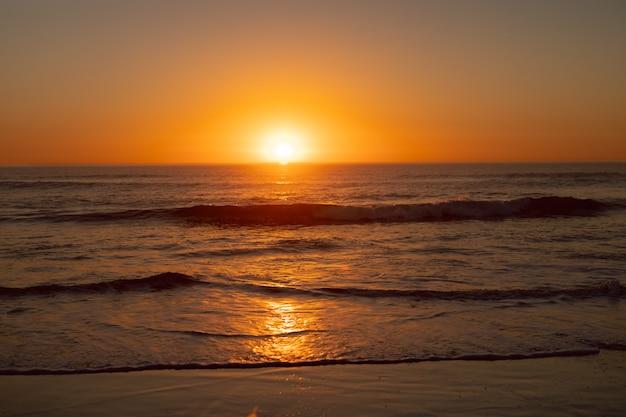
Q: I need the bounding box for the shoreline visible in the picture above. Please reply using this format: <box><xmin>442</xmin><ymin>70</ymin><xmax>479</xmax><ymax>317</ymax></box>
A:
<box><xmin>1</xmin><ymin>350</ymin><xmax>625</xmax><ymax>417</ymax></box>
<box><xmin>0</xmin><ymin>347</ymin><xmax>603</xmax><ymax>376</ymax></box>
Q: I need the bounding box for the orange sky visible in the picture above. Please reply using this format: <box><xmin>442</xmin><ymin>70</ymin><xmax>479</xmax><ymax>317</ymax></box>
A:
<box><xmin>1</xmin><ymin>1</ymin><xmax>625</xmax><ymax>164</ymax></box>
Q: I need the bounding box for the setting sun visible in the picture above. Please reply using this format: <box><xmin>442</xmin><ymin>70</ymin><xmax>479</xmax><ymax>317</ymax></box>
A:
<box><xmin>262</xmin><ymin>129</ymin><xmax>306</xmax><ymax>164</ymax></box>
<box><xmin>273</xmin><ymin>141</ymin><xmax>294</xmax><ymax>161</ymax></box>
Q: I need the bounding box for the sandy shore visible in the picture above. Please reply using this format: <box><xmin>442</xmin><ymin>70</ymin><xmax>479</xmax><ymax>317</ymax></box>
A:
<box><xmin>1</xmin><ymin>351</ymin><xmax>625</xmax><ymax>417</ymax></box>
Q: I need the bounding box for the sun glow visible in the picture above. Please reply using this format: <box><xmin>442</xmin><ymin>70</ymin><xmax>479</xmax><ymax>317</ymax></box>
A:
<box><xmin>273</xmin><ymin>141</ymin><xmax>294</xmax><ymax>160</ymax></box>
<box><xmin>262</xmin><ymin>129</ymin><xmax>306</xmax><ymax>164</ymax></box>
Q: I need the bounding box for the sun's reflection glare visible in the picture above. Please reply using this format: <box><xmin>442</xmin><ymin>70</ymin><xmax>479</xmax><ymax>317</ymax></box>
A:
<box><xmin>252</xmin><ymin>299</ymin><xmax>320</xmax><ymax>362</ymax></box>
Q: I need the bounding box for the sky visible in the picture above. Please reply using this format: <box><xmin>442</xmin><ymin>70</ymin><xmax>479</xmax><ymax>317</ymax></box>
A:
<box><xmin>1</xmin><ymin>0</ymin><xmax>625</xmax><ymax>164</ymax></box>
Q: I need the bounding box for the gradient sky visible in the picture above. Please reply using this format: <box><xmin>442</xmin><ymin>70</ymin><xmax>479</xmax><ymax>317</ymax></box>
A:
<box><xmin>1</xmin><ymin>0</ymin><xmax>625</xmax><ymax>164</ymax></box>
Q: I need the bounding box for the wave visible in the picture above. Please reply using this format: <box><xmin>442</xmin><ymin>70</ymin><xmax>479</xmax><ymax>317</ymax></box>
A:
<box><xmin>0</xmin><ymin>272</ymin><xmax>200</xmax><ymax>296</ymax></box>
<box><xmin>313</xmin><ymin>280</ymin><xmax>624</xmax><ymax>300</ymax></box>
<box><xmin>0</xmin><ymin>347</ymin><xmax>615</xmax><ymax>375</ymax></box>
<box><xmin>5</xmin><ymin>196</ymin><xmax>615</xmax><ymax>225</ymax></box>
<box><xmin>2</xmin><ymin>272</ymin><xmax>622</xmax><ymax>301</ymax></box>
<box><xmin>170</xmin><ymin>196</ymin><xmax>612</xmax><ymax>224</ymax></box>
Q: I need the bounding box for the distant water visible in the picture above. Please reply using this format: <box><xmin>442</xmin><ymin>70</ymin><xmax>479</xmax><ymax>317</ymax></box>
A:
<box><xmin>1</xmin><ymin>163</ymin><xmax>625</xmax><ymax>374</ymax></box>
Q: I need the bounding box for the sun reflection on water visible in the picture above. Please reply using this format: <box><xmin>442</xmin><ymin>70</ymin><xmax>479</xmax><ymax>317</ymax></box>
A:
<box><xmin>252</xmin><ymin>299</ymin><xmax>320</xmax><ymax>362</ymax></box>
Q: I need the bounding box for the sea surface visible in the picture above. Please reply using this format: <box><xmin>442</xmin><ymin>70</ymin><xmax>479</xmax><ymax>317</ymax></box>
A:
<box><xmin>1</xmin><ymin>162</ymin><xmax>625</xmax><ymax>374</ymax></box>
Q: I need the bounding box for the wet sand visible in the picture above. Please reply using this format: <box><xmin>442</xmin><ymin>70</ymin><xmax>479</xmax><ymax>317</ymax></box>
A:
<box><xmin>1</xmin><ymin>350</ymin><xmax>625</xmax><ymax>417</ymax></box>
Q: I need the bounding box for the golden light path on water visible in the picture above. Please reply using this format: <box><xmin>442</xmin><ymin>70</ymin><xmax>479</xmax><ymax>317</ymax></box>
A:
<box><xmin>252</xmin><ymin>300</ymin><xmax>317</xmax><ymax>362</ymax></box>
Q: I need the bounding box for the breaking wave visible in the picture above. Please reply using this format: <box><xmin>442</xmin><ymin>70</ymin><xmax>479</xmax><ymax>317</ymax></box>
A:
<box><xmin>5</xmin><ymin>196</ymin><xmax>615</xmax><ymax>225</ymax></box>
<box><xmin>0</xmin><ymin>272</ymin><xmax>200</xmax><ymax>296</ymax></box>
<box><xmin>2</xmin><ymin>272</ymin><xmax>622</xmax><ymax>300</ymax></box>
<box><xmin>165</xmin><ymin>196</ymin><xmax>612</xmax><ymax>224</ymax></box>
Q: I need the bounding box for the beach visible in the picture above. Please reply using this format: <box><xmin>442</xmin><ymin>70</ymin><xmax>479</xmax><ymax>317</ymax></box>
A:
<box><xmin>2</xmin><ymin>350</ymin><xmax>625</xmax><ymax>416</ymax></box>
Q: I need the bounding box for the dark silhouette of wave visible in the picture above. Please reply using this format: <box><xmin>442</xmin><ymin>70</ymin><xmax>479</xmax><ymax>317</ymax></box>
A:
<box><xmin>6</xmin><ymin>196</ymin><xmax>615</xmax><ymax>225</ymax></box>
<box><xmin>0</xmin><ymin>272</ymin><xmax>200</xmax><ymax>296</ymax></box>
<box><xmin>2</xmin><ymin>272</ymin><xmax>621</xmax><ymax>300</ymax></box>
<box><xmin>313</xmin><ymin>281</ymin><xmax>623</xmax><ymax>300</ymax></box>
<box><xmin>170</xmin><ymin>196</ymin><xmax>611</xmax><ymax>224</ymax></box>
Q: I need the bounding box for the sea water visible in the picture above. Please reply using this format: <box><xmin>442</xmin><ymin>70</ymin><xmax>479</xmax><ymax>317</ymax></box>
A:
<box><xmin>1</xmin><ymin>163</ymin><xmax>625</xmax><ymax>373</ymax></box>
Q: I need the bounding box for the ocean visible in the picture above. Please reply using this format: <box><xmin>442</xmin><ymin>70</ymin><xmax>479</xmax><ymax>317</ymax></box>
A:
<box><xmin>1</xmin><ymin>162</ymin><xmax>625</xmax><ymax>374</ymax></box>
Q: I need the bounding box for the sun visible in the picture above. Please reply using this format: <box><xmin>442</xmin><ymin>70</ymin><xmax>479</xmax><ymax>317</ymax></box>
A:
<box><xmin>262</xmin><ymin>129</ymin><xmax>305</xmax><ymax>164</ymax></box>
<box><xmin>273</xmin><ymin>141</ymin><xmax>294</xmax><ymax>161</ymax></box>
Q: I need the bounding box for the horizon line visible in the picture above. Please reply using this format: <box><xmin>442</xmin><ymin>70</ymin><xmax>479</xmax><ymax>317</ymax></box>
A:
<box><xmin>2</xmin><ymin>160</ymin><xmax>626</xmax><ymax>168</ymax></box>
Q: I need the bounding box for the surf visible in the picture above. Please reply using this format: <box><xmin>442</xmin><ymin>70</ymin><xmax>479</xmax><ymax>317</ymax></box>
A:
<box><xmin>4</xmin><ymin>196</ymin><xmax>614</xmax><ymax>225</ymax></box>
